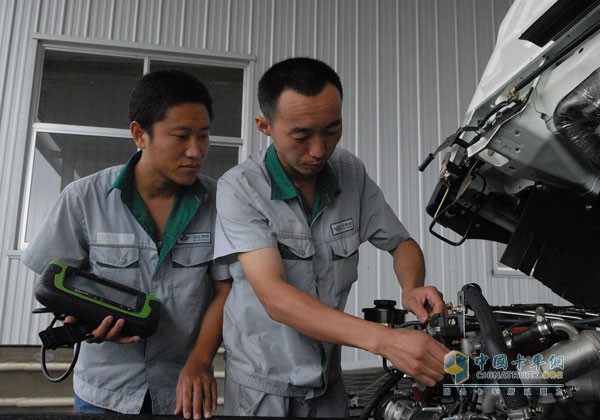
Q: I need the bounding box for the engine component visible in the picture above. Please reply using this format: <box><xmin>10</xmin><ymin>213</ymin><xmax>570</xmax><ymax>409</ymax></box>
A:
<box><xmin>361</xmin><ymin>288</ymin><xmax>600</xmax><ymax>420</ymax></box>
<box><xmin>363</xmin><ymin>300</ymin><xmax>407</xmax><ymax>327</ymax></box>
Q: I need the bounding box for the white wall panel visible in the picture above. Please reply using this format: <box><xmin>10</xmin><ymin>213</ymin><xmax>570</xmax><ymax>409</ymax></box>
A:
<box><xmin>0</xmin><ymin>0</ymin><xmax>569</xmax><ymax>368</ymax></box>
<box><xmin>228</xmin><ymin>0</ymin><xmax>253</xmax><ymax>53</ymax></box>
<box><xmin>1</xmin><ymin>255</ymin><xmax>51</xmax><ymax>344</ymax></box>
<box><xmin>0</xmin><ymin>0</ymin><xmax>42</xmax><ymax>347</ymax></box>
<box><xmin>314</xmin><ymin>0</ymin><xmax>337</xmax><ymax>62</ymax></box>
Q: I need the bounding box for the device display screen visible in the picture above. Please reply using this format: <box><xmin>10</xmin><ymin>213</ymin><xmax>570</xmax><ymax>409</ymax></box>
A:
<box><xmin>65</xmin><ymin>273</ymin><xmax>140</xmax><ymax>311</ymax></box>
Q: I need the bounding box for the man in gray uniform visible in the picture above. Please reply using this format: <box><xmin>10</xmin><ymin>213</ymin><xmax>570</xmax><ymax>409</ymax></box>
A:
<box><xmin>22</xmin><ymin>69</ymin><xmax>231</xmax><ymax>419</ymax></box>
<box><xmin>214</xmin><ymin>57</ymin><xmax>449</xmax><ymax>417</ymax></box>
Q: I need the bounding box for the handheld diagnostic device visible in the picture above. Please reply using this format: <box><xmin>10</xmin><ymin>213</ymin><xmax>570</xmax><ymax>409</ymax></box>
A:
<box><xmin>33</xmin><ymin>261</ymin><xmax>162</xmax><ymax>382</ymax></box>
<box><xmin>35</xmin><ymin>261</ymin><xmax>161</xmax><ymax>340</ymax></box>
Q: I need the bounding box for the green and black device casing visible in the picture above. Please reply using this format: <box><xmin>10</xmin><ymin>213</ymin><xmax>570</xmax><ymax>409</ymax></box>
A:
<box><xmin>34</xmin><ymin>261</ymin><xmax>161</xmax><ymax>338</ymax></box>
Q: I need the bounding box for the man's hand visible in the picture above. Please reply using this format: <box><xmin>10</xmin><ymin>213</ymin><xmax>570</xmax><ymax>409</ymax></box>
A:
<box><xmin>390</xmin><ymin>239</ymin><xmax>444</xmax><ymax>323</ymax></box>
<box><xmin>401</xmin><ymin>286</ymin><xmax>445</xmax><ymax>324</ymax></box>
<box><xmin>173</xmin><ymin>280</ymin><xmax>230</xmax><ymax>419</ymax></box>
<box><xmin>379</xmin><ymin>327</ymin><xmax>449</xmax><ymax>387</ymax></box>
<box><xmin>174</xmin><ymin>359</ymin><xmax>217</xmax><ymax>419</ymax></box>
<box><xmin>237</xmin><ymin>248</ymin><xmax>448</xmax><ymax>387</ymax></box>
<box><xmin>64</xmin><ymin>315</ymin><xmax>141</xmax><ymax>344</ymax></box>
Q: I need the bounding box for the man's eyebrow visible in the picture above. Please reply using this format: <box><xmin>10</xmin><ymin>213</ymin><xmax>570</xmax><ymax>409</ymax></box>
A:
<box><xmin>325</xmin><ymin>119</ymin><xmax>343</xmax><ymax>129</ymax></box>
<box><xmin>288</xmin><ymin>119</ymin><xmax>342</xmax><ymax>134</ymax></box>
<box><xmin>171</xmin><ymin>124</ymin><xmax>212</xmax><ymax>131</ymax></box>
<box><xmin>288</xmin><ymin>127</ymin><xmax>313</xmax><ymax>134</ymax></box>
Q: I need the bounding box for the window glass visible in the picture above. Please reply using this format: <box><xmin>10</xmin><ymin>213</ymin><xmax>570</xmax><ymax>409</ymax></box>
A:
<box><xmin>202</xmin><ymin>145</ymin><xmax>239</xmax><ymax>179</ymax></box>
<box><xmin>25</xmin><ymin>133</ymin><xmax>137</xmax><ymax>242</ymax></box>
<box><xmin>38</xmin><ymin>51</ymin><xmax>143</xmax><ymax>128</ymax></box>
<box><xmin>150</xmin><ymin>61</ymin><xmax>244</xmax><ymax>137</ymax></box>
<box><xmin>23</xmin><ymin>47</ymin><xmax>246</xmax><ymax>248</ymax></box>
<box><xmin>492</xmin><ymin>242</ymin><xmax>526</xmax><ymax>276</ymax></box>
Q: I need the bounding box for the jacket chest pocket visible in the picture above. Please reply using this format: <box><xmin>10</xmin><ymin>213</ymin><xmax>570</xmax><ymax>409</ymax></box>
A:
<box><xmin>276</xmin><ymin>236</ymin><xmax>317</xmax><ymax>295</ymax></box>
<box><xmin>170</xmin><ymin>245</ymin><xmax>213</xmax><ymax>297</ymax></box>
<box><xmin>90</xmin><ymin>246</ymin><xmax>141</xmax><ymax>290</ymax></box>
<box><xmin>329</xmin><ymin>232</ymin><xmax>361</xmax><ymax>295</ymax></box>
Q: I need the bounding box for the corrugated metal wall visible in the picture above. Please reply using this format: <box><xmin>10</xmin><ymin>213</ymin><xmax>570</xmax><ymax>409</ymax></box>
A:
<box><xmin>0</xmin><ymin>0</ymin><xmax>568</xmax><ymax>365</ymax></box>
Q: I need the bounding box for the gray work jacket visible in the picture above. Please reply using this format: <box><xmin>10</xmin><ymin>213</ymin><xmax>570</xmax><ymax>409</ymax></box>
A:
<box><xmin>23</xmin><ymin>154</ymin><xmax>229</xmax><ymax>414</ymax></box>
<box><xmin>214</xmin><ymin>145</ymin><xmax>410</xmax><ymax>398</ymax></box>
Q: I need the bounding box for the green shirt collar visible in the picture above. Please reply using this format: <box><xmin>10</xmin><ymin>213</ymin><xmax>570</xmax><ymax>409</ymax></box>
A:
<box><xmin>110</xmin><ymin>151</ymin><xmax>207</xmax><ymax>269</ymax></box>
<box><xmin>264</xmin><ymin>144</ymin><xmax>341</xmax><ymax>222</ymax></box>
<box><xmin>265</xmin><ymin>144</ymin><xmax>297</xmax><ymax>200</ymax></box>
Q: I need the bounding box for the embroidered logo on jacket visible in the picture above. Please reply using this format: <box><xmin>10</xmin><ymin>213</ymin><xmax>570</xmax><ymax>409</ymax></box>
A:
<box><xmin>330</xmin><ymin>219</ymin><xmax>354</xmax><ymax>235</ymax></box>
<box><xmin>177</xmin><ymin>232</ymin><xmax>212</xmax><ymax>244</ymax></box>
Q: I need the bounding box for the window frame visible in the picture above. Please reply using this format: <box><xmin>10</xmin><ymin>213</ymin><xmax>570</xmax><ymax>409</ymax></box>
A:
<box><xmin>491</xmin><ymin>242</ymin><xmax>529</xmax><ymax>277</ymax></box>
<box><xmin>18</xmin><ymin>35</ymin><xmax>255</xmax><ymax>250</ymax></box>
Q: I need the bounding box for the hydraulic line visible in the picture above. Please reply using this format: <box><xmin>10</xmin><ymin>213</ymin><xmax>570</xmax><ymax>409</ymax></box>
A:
<box><xmin>462</xmin><ymin>284</ymin><xmax>530</xmax><ymax>411</ymax></box>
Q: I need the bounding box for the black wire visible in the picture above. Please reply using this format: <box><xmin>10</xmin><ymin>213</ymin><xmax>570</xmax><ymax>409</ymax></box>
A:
<box><xmin>396</xmin><ymin>320</ymin><xmax>422</xmax><ymax>329</ymax></box>
<box><xmin>478</xmin><ymin>100</ymin><xmax>512</xmax><ymax>128</ymax></box>
<box><xmin>382</xmin><ymin>357</ymin><xmax>394</xmax><ymax>374</ymax></box>
<box><xmin>40</xmin><ymin>316</ymin><xmax>81</xmax><ymax>383</ymax></box>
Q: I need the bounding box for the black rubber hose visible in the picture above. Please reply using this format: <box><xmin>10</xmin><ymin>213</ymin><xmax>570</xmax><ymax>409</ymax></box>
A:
<box><xmin>462</xmin><ymin>284</ymin><xmax>530</xmax><ymax>411</ymax></box>
<box><xmin>359</xmin><ymin>370</ymin><xmax>403</xmax><ymax>420</ymax></box>
<box><xmin>511</xmin><ymin>326</ymin><xmax>543</xmax><ymax>348</ymax></box>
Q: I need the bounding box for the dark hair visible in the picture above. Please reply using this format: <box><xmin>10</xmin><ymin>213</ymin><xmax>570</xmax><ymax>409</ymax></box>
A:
<box><xmin>128</xmin><ymin>69</ymin><xmax>213</xmax><ymax>135</ymax></box>
<box><xmin>257</xmin><ymin>57</ymin><xmax>343</xmax><ymax>120</ymax></box>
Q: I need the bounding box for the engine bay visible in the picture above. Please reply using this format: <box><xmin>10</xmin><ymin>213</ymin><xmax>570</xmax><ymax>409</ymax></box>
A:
<box><xmin>373</xmin><ymin>1</ymin><xmax>600</xmax><ymax>418</ymax></box>
<box><xmin>361</xmin><ymin>285</ymin><xmax>600</xmax><ymax>419</ymax></box>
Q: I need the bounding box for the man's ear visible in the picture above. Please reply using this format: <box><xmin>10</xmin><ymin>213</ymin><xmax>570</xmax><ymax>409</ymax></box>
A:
<box><xmin>255</xmin><ymin>115</ymin><xmax>271</xmax><ymax>136</ymax></box>
<box><xmin>130</xmin><ymin>121</ymin><xmax>147</xmax><ymax>150</ymax></box>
